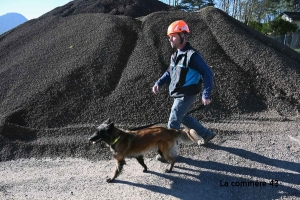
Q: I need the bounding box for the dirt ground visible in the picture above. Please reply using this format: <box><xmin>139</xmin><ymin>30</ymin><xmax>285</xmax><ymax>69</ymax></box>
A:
<box><xmin>1</xmin><ymin>116</ymin><xmax>299</xmax><ymax>200</ymax></box>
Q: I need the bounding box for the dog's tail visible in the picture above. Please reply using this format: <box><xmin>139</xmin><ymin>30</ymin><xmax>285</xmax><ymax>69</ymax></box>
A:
<box><xmin>178</xmin><ymin>128</ymin><xmax>202</xmax><ymax>144</ymax></box>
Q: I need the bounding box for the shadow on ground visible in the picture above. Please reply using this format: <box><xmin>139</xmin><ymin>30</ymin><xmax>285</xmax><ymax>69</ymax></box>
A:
<box><xmin>113</xmin><ymin>144</ymin><xmax>300</xmax><ymax>199</ymax></box>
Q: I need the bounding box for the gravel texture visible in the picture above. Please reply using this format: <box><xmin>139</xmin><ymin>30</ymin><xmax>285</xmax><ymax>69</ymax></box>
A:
<box><xmin>0</xmin><ymin>1</ymin><xmax>300</xmax><ymax>199</ymax></box>
<box><xmin>0</xmin><ymin>119</ymin><xmax>299</xmax><ymax>200</ymax></box>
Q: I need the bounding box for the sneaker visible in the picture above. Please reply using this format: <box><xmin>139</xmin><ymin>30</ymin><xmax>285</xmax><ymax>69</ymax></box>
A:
<box><xmin>198</xmin><ymin>131</ymin><xmax>216</xmax><ymax>145</ymax></box>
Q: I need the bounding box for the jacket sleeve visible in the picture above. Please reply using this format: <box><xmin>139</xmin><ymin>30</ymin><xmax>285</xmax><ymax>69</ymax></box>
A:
<box><xmin>155</xmin><ymin>70</ymin><xmax>171</xmax><ymax>86</ymax></box>
<box><xmin>189</xmin><ymin>53</ymin><xmax>213</xmax><ymax>99</ymax></box>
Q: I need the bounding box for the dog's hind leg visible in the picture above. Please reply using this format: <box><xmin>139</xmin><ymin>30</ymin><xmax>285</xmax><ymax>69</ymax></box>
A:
<box><xmin>107</xmin><ymin>159</ymin><xmax>126</xmax><ymax>183</ymax></box>
<box><xmin>136</xmin><ymin>156</ymin><xmax>148</xmax><ymax>172</ymax></box>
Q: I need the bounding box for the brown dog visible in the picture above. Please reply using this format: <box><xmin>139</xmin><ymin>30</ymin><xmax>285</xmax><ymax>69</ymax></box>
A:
<box><xmin>88</xmin><ymin>118</ymin><xmax>200</xmax><ymax>183</ymax></box>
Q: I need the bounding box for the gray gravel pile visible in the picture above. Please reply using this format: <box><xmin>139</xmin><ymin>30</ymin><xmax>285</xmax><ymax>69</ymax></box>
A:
<box><xmin>0</xmin><ymin>0</ymin><xmax>299</xmax><ymax>161</ymax></box>
<box><xmin>41</xmin><ymin>0</ymin><xmax>171</xmax><ymax>18</ymax></box>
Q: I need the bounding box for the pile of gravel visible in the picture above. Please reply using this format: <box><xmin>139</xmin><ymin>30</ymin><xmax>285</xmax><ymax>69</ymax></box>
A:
<box><xmin>0</xmin><ymin>0</ymin><xmax>299</xmax><ymax>161</ymax></box>
<box><xmin>41</xmin><ymin>0</ymin><xmax>171</xmax><ymax>18</ymax></box>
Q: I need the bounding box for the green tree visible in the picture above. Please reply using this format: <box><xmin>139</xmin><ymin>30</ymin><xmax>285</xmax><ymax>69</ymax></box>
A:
<box><xmin>180</xmin><ymin>0</ymin><xmax>215</xmax><ymax>11</ymax></box>
<box><xmin>248</xmin><ymin>14</ymin><xmax>297</xmax><ymax>36</ymax></box>
<box><xmin>261</xmin><ymin>15</ymin><xmax>298</xmax><ymax>36</ymax></box>
<box><xmin>269</xmin><ymin>15</ymin><xmax>298</xmax><ymax>35</ymax></box>
<box><xmin>261</xmin><ymin>22</ymin><xmax>272</xmax><ymax>34</ymax></box>
<box><xmin>248</xmin><ymin>21</ymin><xmax>263</xmax><ymax>32</ymax></box>
<box><xmin>283</xmin><ymin>0</ymin><xmax>300</xmax><ymax>11</ymax></box>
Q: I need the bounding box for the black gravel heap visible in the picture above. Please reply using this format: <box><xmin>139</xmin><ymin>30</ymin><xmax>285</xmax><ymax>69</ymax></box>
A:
<box><xmin>41</xmin><ymin>0</ymin><xmax>171</xmax><ymax>18</ymax></box>
<box><xmin>0</xmin><ymin>0</ymin><xmax>299</xmax><ymax>161</ymax></box>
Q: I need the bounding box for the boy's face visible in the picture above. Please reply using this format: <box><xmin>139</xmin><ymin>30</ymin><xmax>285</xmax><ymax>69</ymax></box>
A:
<box><xmin>168</xmin><ymin>33</ymin><xmax>184</xmax><ymax>49</ymax></box>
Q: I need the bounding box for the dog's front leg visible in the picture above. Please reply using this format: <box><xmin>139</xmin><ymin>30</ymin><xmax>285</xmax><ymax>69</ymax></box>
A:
<box><xmin>165</xmin><ymin>160</ymin><xmax>175</xmax><ymax>173</ymax></box>
<box><xmin>163</xmin><ymin>154</ymin><xmax>175</xmax><ymax>173</ymax></box>
<box><xmin>107</xmin><ymin>159</ymin><xmax>126</xmax><ymax>183</ymax></box>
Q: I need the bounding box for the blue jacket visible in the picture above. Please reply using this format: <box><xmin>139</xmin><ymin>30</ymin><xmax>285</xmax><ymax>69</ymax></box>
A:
<box><xmin>156</xmin><ymin>42</ymin><xmax>213</xmax><ymax>99</ymax></box>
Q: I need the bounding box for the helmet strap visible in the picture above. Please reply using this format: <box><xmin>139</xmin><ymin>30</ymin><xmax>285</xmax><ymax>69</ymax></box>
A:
<box><xmin>178</xmin><ymin>33</ymin><xmax>184</xmax><ymax>44</ymax></box>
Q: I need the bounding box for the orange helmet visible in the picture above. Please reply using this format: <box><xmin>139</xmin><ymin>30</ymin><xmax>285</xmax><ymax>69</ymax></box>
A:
<box><xmin>167</xmin><ymin>20</ymin><xmax>190</xmax><ymax>36</ymax></box>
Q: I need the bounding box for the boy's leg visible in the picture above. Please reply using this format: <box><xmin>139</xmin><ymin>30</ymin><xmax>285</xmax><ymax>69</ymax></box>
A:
<box><xmin>157</xmin><ymin>95</ymin><xmax>197</xmax><ymax>161</ymax></box>
<box><xmin>168</xmin><ymin>95</ymin><xmax>197</xmax><ymax>130</ymax></box>
<box><xmin>182</xmin><ymin>115</ymin><xmax>216</xmax><ymax>145</ymax></box>
<box><xmin>167</xmin><ymin>95</ymin><xmax>197</xmax><ymax>157</ymax></box>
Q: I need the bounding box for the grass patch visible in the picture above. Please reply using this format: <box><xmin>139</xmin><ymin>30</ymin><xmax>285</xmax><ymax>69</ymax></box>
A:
<box><xmin>293</xmin><ymin>48</ymin><xmax>300</xmax><ymax>53</ymax></box>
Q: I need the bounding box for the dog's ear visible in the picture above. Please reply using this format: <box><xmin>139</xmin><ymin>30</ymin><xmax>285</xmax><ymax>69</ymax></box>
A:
<box><xmin>107</xmin><ymin>122</ymin><xmax>114</xmax><ymax>130</ymax></box>
<box><xmin>103</xmin><ymin>118</ymin><xmax>111</xmax><ymax>124</ymax></box>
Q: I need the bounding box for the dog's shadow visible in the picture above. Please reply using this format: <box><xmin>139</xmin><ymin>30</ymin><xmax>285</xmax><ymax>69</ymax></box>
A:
<box><xmin>112</xmin><ymin>144</ymin><xmax>300</xmax><ymax>200</ymax></box>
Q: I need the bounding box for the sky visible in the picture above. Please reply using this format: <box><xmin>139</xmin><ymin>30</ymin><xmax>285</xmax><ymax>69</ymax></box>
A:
<box><xmin>0</xmin><ymin>0</ymin><xmax>73</xmax><ymax>20</ymax></box>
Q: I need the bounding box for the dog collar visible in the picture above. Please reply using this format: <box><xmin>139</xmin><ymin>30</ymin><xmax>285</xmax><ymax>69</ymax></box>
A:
<box><xmin>111</xmin><ymin>136</ymin><xmax>121</xmax><ymax>145</ymax></box>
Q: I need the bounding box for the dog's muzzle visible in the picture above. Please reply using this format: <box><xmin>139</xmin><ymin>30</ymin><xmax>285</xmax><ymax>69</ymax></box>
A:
<box><xmin>88</xmin><ymin>136</ymin><xmax>101</xmax><ymax>144</ymax></box>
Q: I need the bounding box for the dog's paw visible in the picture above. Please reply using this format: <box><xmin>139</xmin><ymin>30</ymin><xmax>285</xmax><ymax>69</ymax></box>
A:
<box><xmin>165</xmin><ymin>169</ymin><xmax>172</xmax><ymax>173</ymax></box>
<box><xmin>143</xmin><ymin>169</ymin><xmax>148</xmax><ymax>173</ymax></box>
<box><xmin>106</xmin><ymin>178</ymin><xmax>114</xmax><ymax>183</ymax></box>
